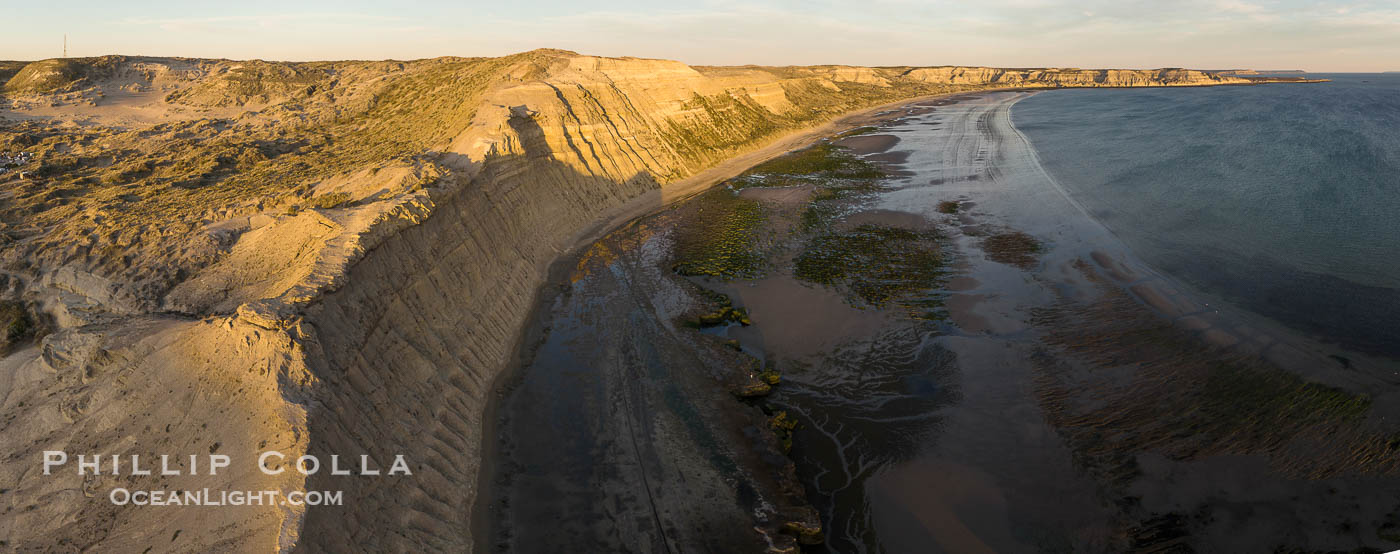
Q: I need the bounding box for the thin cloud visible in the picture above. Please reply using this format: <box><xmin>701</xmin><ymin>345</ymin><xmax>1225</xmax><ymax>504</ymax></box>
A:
<box><xmin>119</xmin><ymin>13</ymin><xmax>410</xmax><ymax>34</ymax></box>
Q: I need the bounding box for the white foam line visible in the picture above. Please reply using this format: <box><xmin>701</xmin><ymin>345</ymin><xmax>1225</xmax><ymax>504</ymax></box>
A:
<box><xmin>999</xmin><ymin>91</ymin><xmax>1176</xmax><ymax>286</ymax></box>
<box><xmin>1001</xmin><ymin>93</ymin><xmax>1104</xmax><ymax>228</ymax></box>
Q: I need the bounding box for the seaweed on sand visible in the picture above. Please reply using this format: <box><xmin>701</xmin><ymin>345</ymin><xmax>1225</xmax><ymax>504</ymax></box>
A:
<box><xmin>1027</xmin><ymin>263</ymin><xmax>1400</xmax><ymax>551</ymax></box>
<box><xmin>671</xmin><ymin>189</ymin><xmax>768</xmax><ymax>279</ymax></box>
<box><xmin>793</xmin><ymin>224</ymin><xmax>949</xmax><ymax>318</ymax></box>
<box><xmin>769</xmin><ymin>411</ymin><xmax>799</xmax><ymax>452</ymax></box>
<box><xmin>835</xmin><ymin>126</ymin><xmax>880</xmax><ymax>138</ymax></box>
<box><xmin>1031</xmin><ymin>264</ymin><xmax>1395</xmax><ymax>486</ymax></box>
<box><xmin>735</xmin><ymin>143</ymin><xmax>884</xmax><ymax>189</ymax></box>
<box><xmin>982</xmin><ymin>231</ymin><xmax>1042</xmax><ymax>269</ymax></box>
<box><xmin>726</xmin><ymin>141</ymin><xmax>893</xmax><ymax>233</ymax></box>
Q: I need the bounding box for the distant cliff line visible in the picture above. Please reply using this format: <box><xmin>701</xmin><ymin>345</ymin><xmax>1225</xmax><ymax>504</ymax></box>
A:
<box><xmin>0</xmin><ymin>52</ymin><xmax>1271</xmax><ymax>96</ymax></box>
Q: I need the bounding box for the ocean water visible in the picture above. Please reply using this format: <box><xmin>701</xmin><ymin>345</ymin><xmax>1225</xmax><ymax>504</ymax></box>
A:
<box><xmin>1011</xmin><ymin>75</ymin><xmax>1400</xmax><ymax>360</ymax></box>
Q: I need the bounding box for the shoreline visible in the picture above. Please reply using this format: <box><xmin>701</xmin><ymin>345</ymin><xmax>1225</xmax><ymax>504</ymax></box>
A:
<box><xmin>868</xmin><ymin>90</ymin><xmax>1399</xmax><ymax>550</ymax></box>
<box><xmin>551</xmin><ymin>74</ymin><xmax>1328</xmax><ymax>261</ymax></box>
<box><xmin>482</xmin><ymin>85</ymin><xmax>1400</xmax><ymax>551</ymax></box>
<box><xmin>1003</xmin><ymin>89</ymin><xmax>1399</xmax><ymax>394</ymax></box>
<box><xmin>547</xmin><ymin>74</ymin><xmax>1317</xmax><ymax>258</ymax></box>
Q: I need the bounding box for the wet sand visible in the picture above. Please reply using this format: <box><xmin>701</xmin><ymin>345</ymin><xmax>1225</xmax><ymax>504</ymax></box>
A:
<box><xmin>856</xmin><ymin>91</ymin><xmax>1400</xmax><ymax>552</ymax></box>
<box><xmin>833</xmin><ymin>134</ymin><xmax>900</xmax><ymax>155</ymax></box>
<box><xmin>716</xmin><ymin>276</ymin><xmax>897</xmax><ymax>360</ymax></box>
<box><xmin>482</xmin><ymin>215</ymin><xmax>820</xmax><ymax>552</ymax></box>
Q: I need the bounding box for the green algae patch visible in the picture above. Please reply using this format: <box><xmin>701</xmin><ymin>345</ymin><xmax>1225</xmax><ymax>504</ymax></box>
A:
<box><xmin>1201</xmin><ymin>362</ymin><xmax>1371</xmax><ymax>428</ymax></box>
<box><xmin>797</xmin><ymin>176</ymin><xmax>888</xmax><ymax>233</ymax></box>
<box><xmin>697</xmin><ymin>306</ymin><xmax>751</xmax><ymax>328</ymax></box>
<box><xmin>724</xmin><ymin>142</ymin><xmax>893</xmax><ymax>234</ymax></box>
<box><xmin>936</xmin><ymin>200</ymin><xmax>960</xmax><ymax>214</ymax></box>
<box><xmin>736</xmin><ymin>381</ymin><xmax>773</xmax><ymax>398</ymax></box>
<box><xmin>737</xmin><ymin>143</ymin><xmax>884</xmax><ymax>188</ymax></box>
<box><xmin>671</xmin><ymin>189</ymin><xmax>768</xmax><ymax>279</ymax></box>
<box><xmin>758</xmin><ymin>368</ymin><xmax>781</xmax><ymax>386</ymax></box>
<box><xmin>728</xmin><ymin>142</ymin><xmax>887</xmax><ymax>245</ymax></box>
<box><xmin>1032</xmin><ymin>265</ymin><xmax>1399</xmax><ymax>484</ymax></box>
<box><xmin>769</xmin><ymin>411</ymin><xmax>800</xmax><ymax>453</ymax></box>
<box><xmin>781</xmin><ymin>519</ymin><xmax>826</xmax><ymax>546</ymax></box>
<box><xmin>794</xmin><ymin>224</ymin><xmax>949</xmax><ymax>317</ymax></box>
<box><xmin>679</xmin><ymin>287</ymin><xmax>754</xmax><ymax>329</ymax></box>
<box><xmin>798</xmin><ymin>202</ymin><xmax>841</xmax><ymax>233</ymax></box>
<box><xmin>982</xmin><ymin>231</ymin><xmax>1042</xmax><ymax>269</ymax></box>
<box><xmin>837</xmin><ymin>126</ymin><xmax>880</xmax><ymax>138</ymax></box>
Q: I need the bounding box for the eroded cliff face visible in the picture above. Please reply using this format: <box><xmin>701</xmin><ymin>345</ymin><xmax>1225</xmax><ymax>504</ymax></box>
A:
<box><xmin>281</xmin><ymin>54</ymin><xmax>963</xmax><ymax>552</ymax></box>
<box><xmin>0</xmin><ymin>50</ymin><xmax>1257</xmax><ymax>551</ymax></box>
<box><xmin>902</xmin><ymin>66</ymin><xmax>1246</xmax><ymax>87</ymax></box>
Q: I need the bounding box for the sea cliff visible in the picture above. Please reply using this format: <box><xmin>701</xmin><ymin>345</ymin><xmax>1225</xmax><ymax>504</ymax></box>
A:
<box><xmin>0</xmin><ymin>49</ymin><xmax>1274</xmax><ymax>550</ymax></box>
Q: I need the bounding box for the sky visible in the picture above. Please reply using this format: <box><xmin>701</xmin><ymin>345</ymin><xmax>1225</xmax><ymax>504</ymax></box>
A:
<box><xmin>1</xmin><ymin>0</ymin><xmax>1395</xmax><ymax>71</ymax></box>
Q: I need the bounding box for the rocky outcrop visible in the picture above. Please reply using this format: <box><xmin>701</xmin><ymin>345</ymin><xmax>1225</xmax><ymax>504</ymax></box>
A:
<box><xmin>0</xmin><ymin>49</ymin><xmax>1272</xmax><ymax>551</ymax></box>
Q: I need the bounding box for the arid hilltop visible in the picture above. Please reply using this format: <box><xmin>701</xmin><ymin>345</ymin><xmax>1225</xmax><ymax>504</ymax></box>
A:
<box><xmin>0</xmin><ymin>49</ymin><xmax>1259</xmax><ymax>551</ymax></box>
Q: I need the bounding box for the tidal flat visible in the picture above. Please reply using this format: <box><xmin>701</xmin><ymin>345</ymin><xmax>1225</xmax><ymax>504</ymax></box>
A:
<box><xmin>484</xmin><ymin>92</ymin><xmax>1400</xmax><ymax>553</ymax></box>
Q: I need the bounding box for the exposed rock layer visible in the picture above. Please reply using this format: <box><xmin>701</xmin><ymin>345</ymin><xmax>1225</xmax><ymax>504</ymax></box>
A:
<box><xmin>902</xmin><ymin>66</ymin><xmax>1244</xmax><ymax>87</ymax></box>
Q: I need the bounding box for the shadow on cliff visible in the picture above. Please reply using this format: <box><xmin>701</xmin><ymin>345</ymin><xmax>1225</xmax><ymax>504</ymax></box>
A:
<box><xmin>290</xmin><ymin>113</ymin><xmax>665</xmax><ymax>552</ymax></box>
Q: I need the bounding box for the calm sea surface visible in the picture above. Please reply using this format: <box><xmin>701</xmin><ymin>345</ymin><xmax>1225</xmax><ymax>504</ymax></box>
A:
<box><xmin>1011</xmin><ymin>74</ymin><xmax>1400</xmax><ymax>359</ymax></box>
